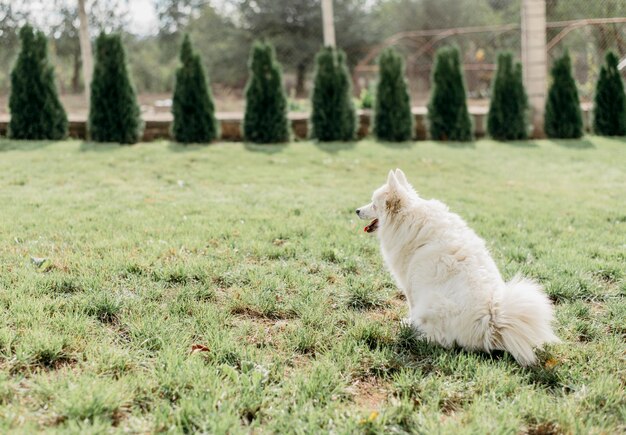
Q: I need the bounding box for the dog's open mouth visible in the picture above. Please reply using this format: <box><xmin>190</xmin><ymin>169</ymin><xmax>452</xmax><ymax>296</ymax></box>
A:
<box><xmin>364</xmin><ymin>218</ymin><xmax>379</xmax><ymax>233</ymax></box>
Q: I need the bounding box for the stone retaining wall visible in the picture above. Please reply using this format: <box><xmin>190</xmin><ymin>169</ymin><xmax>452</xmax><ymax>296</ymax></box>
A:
<box><xmin>0</xmin><ymin>107</ymin><xmax>593</xmax><ymax>142</ymax></box>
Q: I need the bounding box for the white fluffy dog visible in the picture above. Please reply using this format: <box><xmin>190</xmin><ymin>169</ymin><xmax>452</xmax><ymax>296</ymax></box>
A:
<box><xmin>356</xmin><ymin>169</ymin><xmax>559</xmax><ymax>366</ymax></box>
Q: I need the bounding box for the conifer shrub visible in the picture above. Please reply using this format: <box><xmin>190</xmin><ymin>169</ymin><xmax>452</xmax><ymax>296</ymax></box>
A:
<box><xmin>544</xmin><ymin>52</ymin><xmax>583</xmax><ymax>139</ymax></box>
<box><xmin>373</xmin><ymin>48</ymin><xmax>413</xmax><ymax>142</ymax></box>
<box><xmin>487</xmin><ymin>52</ymin><xmax>528</xmax><ymax>140</ymax></box>
<box><xmin>243</xmin><ymin>41</ymin><xmax>290</xmax><ymax>143</ymax></box>
<box><xmin>310</xmin><ymin>47</ymin><xmax>356</xmax><ymax>141</ymax></box>
<box><xmin>89</xmin><ymin>33</ymin><xmax>143</xmax><ymax>144</ymax></box>
<box><xmin>172</xmin><ymin>34</ymin><xmax>218</xmax><ymax>143</ymax></box>
<box><xmin>593</xmin><ymin>51</ymin><xmax>626</xmax><ymax>136</ymax></box>
<box><xmin>9</xmin><ymin>24</ymin><xmax>67</xmax><ymax>140</ymax></box>
<box><xmin>427</xmin><ymin>46</ymin><xmax>473</xmax><ymax>141</ymax></box>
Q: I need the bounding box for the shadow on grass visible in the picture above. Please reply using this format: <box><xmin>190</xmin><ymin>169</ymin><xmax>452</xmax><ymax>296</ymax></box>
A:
<box><xmin>0</xmin><ymin>140</ymin><xmax>58</xmax><ymax>152</ymax></box>
<box><xmin>549</xmin><ymin>138</ymin><xmax>595</xmax><ymax>149</ymax></box>
<box><xmin>167</xmin><ymin>142</ymin><xmax>210</xmax><ymax>152</ymax></box>
<box><xmin>394</xmin><ymin>324</ymin><xmax>518</xmax><ymax>369</ymax></box>
<box><xmin>520</xmin><ymin>365</ymin><xmax>566</xmax><ymax>392</ymax></box>
<box><xmin>435</xmin><ymin>140</ymin><xmax>476</xmax><ymax>149</ymax></box>
<box><xmin>313</xmin><ymin>141</ymin><xmax>358</xmax><ymax>154</ymax></box>
<box><xmin>79</xmin><ymin>141</ymin><xmax>132</xmax><ymax>152</ymax></box>
<box><xmin>499</xmin><ymin>140</ymin><xmax>540</xmax><ymax>148</ymax></box>
<box><xmin>393</xmin><ymin>333</ymin><xmax>518</xmax><ymax>377</ymax></box>
<box><xmin>377</xmin><ymin>140</ymin><xmax>416</xmax><ymax>150</ymax></box>
<box><xmin>597</xmin><ymin>136</ymin><xmax>626</xmax><ymax>145</ymax></box>
<box><xmin>244</xmin><ymin>142</ymin><xmax>288</xmax><ymax>154</ymax></box>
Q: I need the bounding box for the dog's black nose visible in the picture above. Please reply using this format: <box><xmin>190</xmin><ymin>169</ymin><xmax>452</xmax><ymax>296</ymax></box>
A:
<box><xmin>355</xmin><ymin>209</ymin><xmax>360</xmax><ymax>215</ymax></box>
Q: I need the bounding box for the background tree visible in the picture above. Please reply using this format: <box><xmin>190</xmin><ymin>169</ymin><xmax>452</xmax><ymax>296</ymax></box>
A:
<box><xmin>243</xmin><ymin>41</ymin><xmax>290</xmax><ymax>143</ymax></box>
<box><xmin>235</xmin><ymin>0</ymin><xmax>373</xmax><ymax>96</ymax></box>
<box><xmin>184</xmin><ymin>4</ymin><xmax>249</xmax><ymax>89</ymax></box>
<box><xmin>88</xmin><ymin>32</ymin><xmax>143</xmax><ymax>143</ymax></box>
<box><xmin>487</xmin><ymin>52</ymin><xmax>528</xmax><ymax>140</ymax></box>
<box><xmin>48</xmin><ymin>5</ymin><xmax>83</xmax><ymax>94</ymax></box>
<box><xmin>373</xmin><ymin>48</ymin><xmax>413</xmax><ymax>141</ymax></box>
<box><xmin>155</xmin><ymin>0</ymin><xmax>204</xmax><ymax>60</ymax></box>
<box><xmin>86</xmin><ymin>0</ymin><xmax>130</xmax><ymax>32</ymax></box>
<box><xmin>544</xmin><ymin>52</ymin><xmax>583</xmax><ymax>139</ymax></box>
<box><xmin>371</xmin><ymin>0</ymin><xmax>515</xmax><ymax>36</ymax></box>
<box><xmin>43</xmin><ymin>0</ymin><xmax>129</xmax><ymax>98</ymax></box>
<box><xmin>310</xmin><ymin>47</ymin><xmax>356</xmax><ymax>141</ymax></box>
<box><xmin>9</xmin><ymin>25</ymin><xmax>67</xmax><ymax>140</ymax></box>
<box><xmin>593</xmin><ymin>51</ymin><xmax>626</xmax><ymax>136</ymax></box>
<box><xmin>428</xmin><ymin>46</ymin><xmax>473</xmax><ymax>141</ymax></box>
<box><xmin>0</xmin><ymin>1</ymin><xmax>30</xmax><ymax>91</ymax></box>
<box><xmin>171</xmin><ymin>34</ymin><xmax>218</xmax><ymax>143</ymax></box>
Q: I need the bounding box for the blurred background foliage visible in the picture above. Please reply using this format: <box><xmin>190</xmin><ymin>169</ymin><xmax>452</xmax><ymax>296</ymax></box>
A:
<box><xmin>0</xmin><ymin>0</ymin><xmax>624</xmax><ymax>110</ymax></box>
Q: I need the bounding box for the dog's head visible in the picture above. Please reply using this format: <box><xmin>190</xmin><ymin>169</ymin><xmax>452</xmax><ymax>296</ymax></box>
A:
<box><xmin>356</xmin><ymin>168</ymin><xmax>415</xmax><ymax>233</ymax></box>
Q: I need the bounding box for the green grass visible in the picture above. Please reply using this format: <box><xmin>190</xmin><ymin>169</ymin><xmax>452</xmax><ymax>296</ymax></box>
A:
<box><xmin>0</xmin><ymin>137</ymin><xmax>624</xmax><ymax>433</ymax></box>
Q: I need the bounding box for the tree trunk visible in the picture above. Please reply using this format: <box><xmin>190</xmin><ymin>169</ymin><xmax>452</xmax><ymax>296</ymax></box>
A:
<box><xmin>72</xmin><ymin>47</ymin><xmax>81</xmax><ymax>93</ymax></box>
<box><xmin>78</xmin><ymin>0</ymin><xmax>93</xmax><ymax>105</ymax></box>
<box><xmin>321</xmin><ymin>0</ymin><xmax>336</xmax><ymax>47</ymax></box>
<box><xmin>296</xmin><ymin>62</ymin><xmax>306</xmax><ymax>97</ymax></box>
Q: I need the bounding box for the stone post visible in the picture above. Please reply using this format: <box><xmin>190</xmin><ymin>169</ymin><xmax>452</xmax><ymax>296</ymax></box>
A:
<box><xmin>521</xmin><ymin>0</ymin><xmax>547</xmax><ymax>138</ymax></box>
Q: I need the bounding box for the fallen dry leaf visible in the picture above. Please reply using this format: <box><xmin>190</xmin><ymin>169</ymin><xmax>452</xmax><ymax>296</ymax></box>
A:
<box><xmin>190</xmin><ymin>344</ymin><xmax>210</xmax><ymax>354</ymax></box>
<box><xmin>544</xmin><ymin>357</ymin><xmax>559</xmax><ymax>369</ymax></box>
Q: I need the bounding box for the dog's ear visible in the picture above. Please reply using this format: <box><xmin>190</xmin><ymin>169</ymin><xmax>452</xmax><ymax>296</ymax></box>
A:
<box><xmin>394</xmin><ymin>169</ymin><xmax>411</xmax><ymax>188</ymax></box>
<box><xmin>395</xmin><ymin>168</ymin><xmax>417</xmax><ymax>194</ymax></box>
<box><xmin>386</xmin><ymin>170</ymin><xmax>405</xmax><ymax>214</ymax></box>
<box><xmin>387</xmin><ymin>169</ymin><xmax>401</xmax><ymax>191</ymax></box>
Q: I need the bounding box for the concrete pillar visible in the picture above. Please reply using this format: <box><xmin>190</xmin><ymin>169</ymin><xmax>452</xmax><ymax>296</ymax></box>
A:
<box><xmin>78</xmin><ymin>0</ymin><xmax>93</xmax><ymax>107</ymax></box>
<box><xmin>521</xmin><ymin>0</ymin><xmax>547</xmax><ymax>138</ymax></box>
<box><xmin>321</xmin><ymin>0</ymin><xmax>336</xmax><ymax>47</ymax></box>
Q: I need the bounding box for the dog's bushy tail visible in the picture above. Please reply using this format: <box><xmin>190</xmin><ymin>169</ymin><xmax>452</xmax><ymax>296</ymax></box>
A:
<box><xmin>495</xmin><ymin>274</ymin><xmax>560</xmax><ymax>366</ymax></box>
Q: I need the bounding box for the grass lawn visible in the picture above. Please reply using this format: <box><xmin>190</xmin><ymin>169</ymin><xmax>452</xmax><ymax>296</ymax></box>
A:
<box><xmin>0</xmin><ymin>137</ymin><xmax>624</xmax><ymax>433</ymax></box>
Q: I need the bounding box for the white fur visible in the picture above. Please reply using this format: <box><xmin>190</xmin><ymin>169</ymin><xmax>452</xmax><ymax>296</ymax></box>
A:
<box><xmin>357</xmin><ymin>169</ymin><xmax>559</xmax><ymax>366</ymax></box>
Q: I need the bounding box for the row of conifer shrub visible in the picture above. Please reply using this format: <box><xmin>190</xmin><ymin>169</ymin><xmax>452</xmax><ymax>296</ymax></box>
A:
<box><xmin>7</xmin><ymin>24</ymin><xmax>626</xmax><ymax>144</ymax></box>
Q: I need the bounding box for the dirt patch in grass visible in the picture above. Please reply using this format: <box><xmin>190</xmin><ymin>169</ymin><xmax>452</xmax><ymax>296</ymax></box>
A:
<box><xmin>439</xmin><ymin>391</ymin><xmax>470</xmax><ymax>415</ymax></box>
<box><xmin>228</xmin><ymin>311</ymin><xmax>296</xmax><ymax>352</ymax></box>
<box><xmin>230</xmin><ymin>306</ymin><xmax>293</xmax><ymax>322</ymax></box>
<box><xmin>237</xmin><ymin>316</ymin><xmax>290</xmax><ymax>348</ymax></box>
<box><xmin>234</xmin><ymin>312</ymin><xmax>290</xmax><ymax>328</ymax></box>
<box><xmin>366</xmin><ymin>295</ymin><xmax>406</xmax><ymax>323</ymax></box>
<box><xmin>348</xmin><ymin>377</ymin><xmax>389</xmax><ymax>410</ymax></box>
<box><xmin>41</xmin><ymin>404</ymin><xmax>130</xmax><ymax>429</ymax></box>
<box><xmin>523</xmin><ymin>421</ymin><xmax>563</xmax><ymax>435</ymax></box>
<box><xmin>7</xmin><ymin>354</ymin><xmax>79</xmax><ymax>376</ymax></box>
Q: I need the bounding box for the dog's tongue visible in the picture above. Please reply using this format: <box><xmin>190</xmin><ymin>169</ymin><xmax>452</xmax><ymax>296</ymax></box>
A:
<box><xmin>364</xmin><ymin>218</ymin><xmax>379</xmax><ymax>233</ymax></box>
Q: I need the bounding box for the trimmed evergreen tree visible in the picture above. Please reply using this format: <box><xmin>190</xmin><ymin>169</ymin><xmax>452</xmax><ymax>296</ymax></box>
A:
<box><xmin>374</xmin><ymin>48</ymin><xmax>413</xmax><ymax>142</ymax></box>
<box><xmin>9</xmin><ymin>24</ymin><xmax>67</xmax><ymax>140</ymax></box>
<box><xmin>89</xmin><ymin>33</ymin><xmax>143</xmax><ymax>144</ymax></box>
<box><xmin>487</xmin><ymin>52</ymin><xmax>528</xmax><ymax>140</ymax></box>
<box><xmin>172</xmin><ymin>34</ymin><xmax>218</xmax><ymax>143</ymax></box>
<box><xmin>310</xmin><ymin>47</ymin><xmax>356</xmax><ymax>141</ymax></box>
<box><xmin>428</xmin><ymin>46</ymin><xmax>473</xmax><ymax>141</ymax></box>
<box><xmin>243</xmin><ymin>41</ymin><xmax>289</xmax><ymax>143</ymax></box>
<box><xmin>544</xmin><ymin>52</ymin><xmax>583</xmax><ymax>139</ymax></box>
<box><xmin>593</xmin><ymin>51</ymin><xmax>626</xmax><ymax>136</ymax></box>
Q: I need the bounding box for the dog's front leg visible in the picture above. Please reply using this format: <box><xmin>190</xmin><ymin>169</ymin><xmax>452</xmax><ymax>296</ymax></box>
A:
<box><xmin>396</xmin><ymin>287</ymin><xmax>415</xmax><ymax>326</ymax></box>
